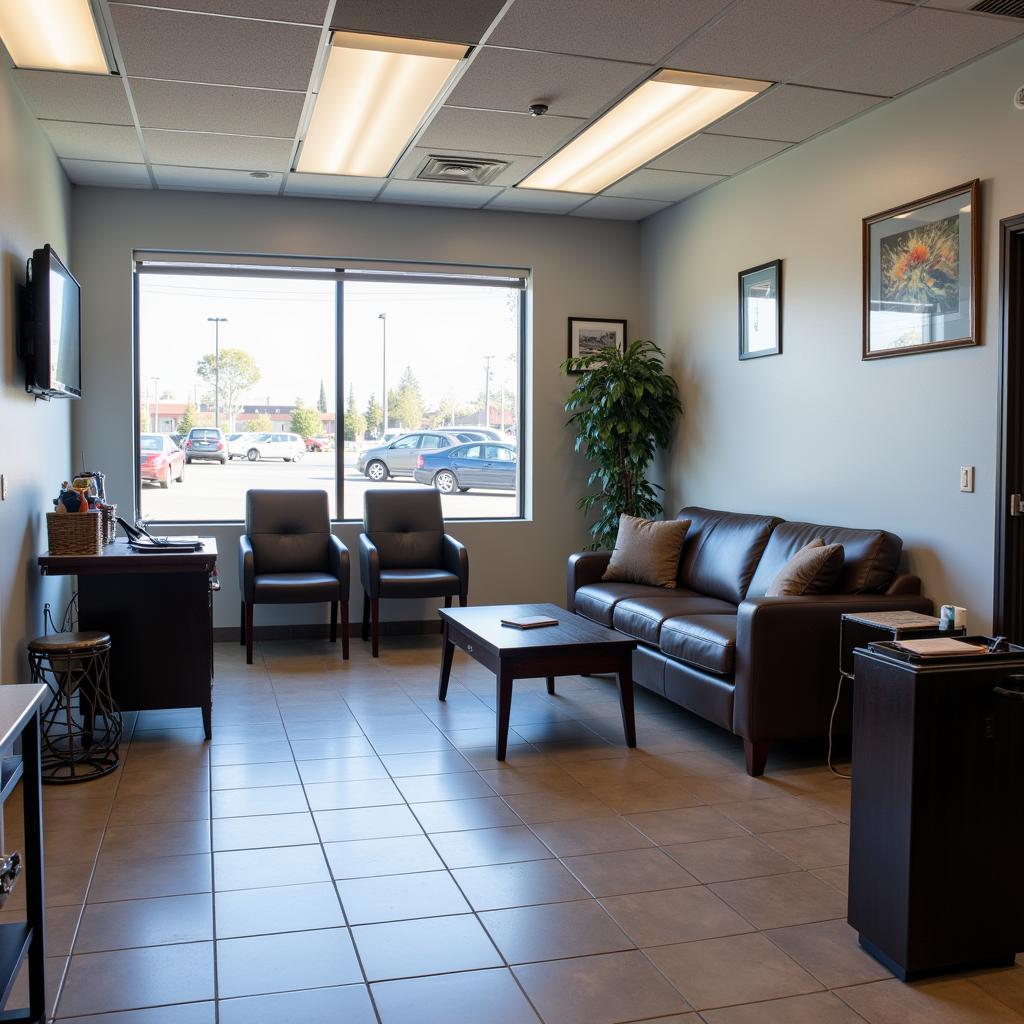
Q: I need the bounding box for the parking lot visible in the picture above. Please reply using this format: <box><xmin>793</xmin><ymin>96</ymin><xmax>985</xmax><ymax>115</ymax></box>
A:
<box><xmin>140</xmin><ymin>450</ymin><xmax>519</xmax><ymax>521</ymax></box>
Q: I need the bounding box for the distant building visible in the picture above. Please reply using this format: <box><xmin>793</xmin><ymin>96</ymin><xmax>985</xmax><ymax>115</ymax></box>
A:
<box><xmin>141</xmin><ymin>401</ymin><xmax>336</xmax><ymax>435</ymax></box>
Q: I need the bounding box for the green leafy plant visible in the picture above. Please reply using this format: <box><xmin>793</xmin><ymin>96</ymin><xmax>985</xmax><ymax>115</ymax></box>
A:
<box><xmin>563</xmin><ymin>339</ymin><xmax>682</xmax><ymax>549</ymax></box>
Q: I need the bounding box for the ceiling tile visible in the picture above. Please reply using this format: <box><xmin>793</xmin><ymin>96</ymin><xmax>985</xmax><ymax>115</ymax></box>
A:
<box><xmin>41</xmin><ymin>121</ymin><xmax>144</xmax><ymax>162</ymax></box>
<box><xmin>447</xmin><ymin>47</ymin><xmax>649</xmax><ymax>119</ymax></box>
<box><xmin>118</xmin><ymin>1</ymin><xmax>328</xmax><ymax>23</ymax></box>
<box><xmin>652</xmin><ymin>133</ymin><xmax>790</xmax><ymax>175</ymax></box>
<box><xmin>708</xmin><ymin>84</ymin><xmax>885</xmax><ymax>143</ymax></box>
<box><xmin>488</xmin><ymin>0</ymin><xmax>733</xmax><ymax>63</ymax></box>
<box><xmin>392</xmin><ymin>148</ymin><xmax>540</xmax><ymax>186</ymax></box>
<box><xmin>603</xmin><ymin>168</ymin><xmax>723</xmax><ymax>202</ymax></box>
<box><xmin>12</xmin><ymin>70</ymin><xmax>132</xmax><ymax>125</ymax></box>
<box><xmin>61</xmin><ymin>159</ymin><xmax>152</xmax><ymax>189</ymax></box>
<box><xmin>664</xmin><ymin>0</ymin><xmax>903</xmax><ymax>81</ymax></box>
<box><xmin>331</xmin><ymin>0</ymin><xmax>508</xmax><ymax>44</ymax></box>
<box><xmin>420</xmin><ymin>107</ymin><xmax>583</xmax><ymax>157</ymax></box>
<box><xmin>569</xmin><ymin>196</ymin><xmax>672</xmax><ymax>220</ymax></box>
<box><xmin>378</xmin><ymin>179</ymin><xmax>502</xmax><ymax>208</ymax></box>
<box><xmin>110</xmin><ymin>5</ymin><xmax>320</xmax><ymax>91</ymax></box>
<box><xmin>284</xmin><ymin>173</ymin><xmax>386</xmax><ymax>200</ymax></box>
<box><xmin>794</xmin><ymin>7</ymin><xmax>1024</xmax><ymax>95</ymax></box>
<box><xmin>130</xmin><ymin>79</ymin><xmax>303</xmax><ymax>137</ymax></box>
<box><xmin>487</xmin><ymin>189</ymin><xmax>590</xmax><ymax>214</ymax></box>
<box><xmin>153</xmin><ymin>165</ymin><xmax>283</xmax><ymax>193</ymax></box>
<box><xmin>142</xmin><ymin>129</ymin><xmax>293</xmax><ymax>171</ymax></box>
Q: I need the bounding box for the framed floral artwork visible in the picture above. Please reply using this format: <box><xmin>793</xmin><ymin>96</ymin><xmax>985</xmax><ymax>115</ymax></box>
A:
<box><xmin>863</xmin><ymin>179</ymin><xmax>979</xmax><ymax>359</ymax></box>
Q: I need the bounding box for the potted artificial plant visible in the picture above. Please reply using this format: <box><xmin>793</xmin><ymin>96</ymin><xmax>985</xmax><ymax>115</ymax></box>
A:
<box><xmin>563</xmin><ymin>338</ymin><xmax>683</xmax><ymax>549</ymax></box>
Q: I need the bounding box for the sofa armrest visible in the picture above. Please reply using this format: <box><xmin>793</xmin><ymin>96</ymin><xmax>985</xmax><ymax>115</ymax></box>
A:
<box><xmin>886</xmin><ymin>573</ymin><xmax>922</xmax><ymax>596</ymax></box>
<box><xmin>442</xmin><ymin>534</ymin><xmax>469</xmax><ymax>601</ymax></box>
<box><xmin>358</xmin><ymin>533</ymin><xmax>380</xmax><ymax>599</ymax></box>
<box><xmin>733</xmin><ymin>592</ymin><xmax>933</xmax><ymax>743</ymax></box>
<box><xmin>567</xmin><ymin>551</ymin><xmax>612</xmax><ymax>611</ymax></box>
<box><xmin>239</xmin><ymin>534</ymin><xmax>255</xmax><ymax>603</ymax></box>
<box><xmin>328</xmin><ymin>534</ymin><xmax>350</xmax><ymax>594</ymax></box>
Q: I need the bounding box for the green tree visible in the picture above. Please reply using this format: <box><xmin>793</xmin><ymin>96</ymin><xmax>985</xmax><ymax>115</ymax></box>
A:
<box><xmin>290</xmin><ymin>397</ymin><xmax>322</xmax><ymax>439</ymax></box>
<box><xmin>195</xmin><ymin>347</ymin><xmax>261</xmax><ymax>431</ymax></box>
<box><xmin>364</xmin><ymin>393</ymin><xmax>382</xmax><ymax>438</ymax></box>
<box><xmin>344</xmin><ymin>385</ymin><xmax>366</xmax><ymax>442</ymax></box>
<box><xmin>317</xmin><ymin>379</ymin><xmax>327</xmax><ymax>414</ymax></box>
<box><xmin>392</xmin><ymin>366</ymin><xmax>424</xmax><ymax>430</ymax></box>
<box><xmin>245</xmin><ymin>412</ymin><xmax>273</xmax><ymax>433</ymax></box>
<box><xmin>178</xmin><ymin>400</ymin><xmax>198</xmax><ymax>435</ymax></box>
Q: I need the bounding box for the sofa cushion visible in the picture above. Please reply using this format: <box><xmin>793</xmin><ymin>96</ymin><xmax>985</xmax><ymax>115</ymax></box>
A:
<box><xmin>748</xmin><ymin>520</ymin><xmax>902</xmax><ymax>596</ymax></box>
<box><xmin>603</xmin><ymin>515</ymin><xmax>690</xmax><ymax>588</ymax></box>
<box><xmin>676</xmin><ymin>507</ymin><xmax>782</xmax><ymax>604</ymax></box>
<box><xmin>574</xmin><ymin>582</ymin><xmax>669</xmax><ymax>626</ymax></box>
<box><xmin>765</xmin><ymin>540</ymin><xmax>844</xmax><ymax>597</ymax></box>
<box><xmin>660</xmin><ymin>614</ymin><xmax>738</xmax><ymax>676</ymax></box>
<box><xmin>612</xmin><ymin>594</ymin><xmax>737</xmax><ymax>645</ymax></box>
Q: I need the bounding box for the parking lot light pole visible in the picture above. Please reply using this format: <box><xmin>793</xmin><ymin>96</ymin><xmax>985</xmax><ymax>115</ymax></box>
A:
<box><xmin>378</xmin><ymin>313</ymin><xmax>387</xmax><ymax>436</ymax></box>
<box><xmin>207</xmin><ymin>317</ymin><xmax>228</xmax><ymax>429</ymax></box>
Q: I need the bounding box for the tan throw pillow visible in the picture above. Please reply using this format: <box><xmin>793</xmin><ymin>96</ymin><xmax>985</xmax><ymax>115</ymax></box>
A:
<box><xmin>766</xmin><ymin>539</ymin><xmax>845</xmax><ymax>597</ymax></box>
<box><xmin>602</xmin><ymin>515</ymin><xmax>690</xmax><ymax>589</ymax></box>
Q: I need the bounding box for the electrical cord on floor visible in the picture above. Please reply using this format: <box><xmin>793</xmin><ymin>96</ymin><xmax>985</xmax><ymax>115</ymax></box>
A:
<box><xmin>827</xmin><ymin>672</ymin><xmax>852</xmax><ymax>779</ymax></box>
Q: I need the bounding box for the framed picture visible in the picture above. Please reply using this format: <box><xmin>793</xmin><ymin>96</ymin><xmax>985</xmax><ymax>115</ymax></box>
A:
<box><xmin>738</xmin><ymin>260</ymin><xmax>782</xmax><ymax>360</ymax></box>
<box><xmin>567</xmin><ymin>317</ymin><xmax>626</xmax><ymax>371</ymax></box>
<box><xmin>863</xmin><ymin>179</ymin><xmax>979</xmax><ymax>360</ymax></box>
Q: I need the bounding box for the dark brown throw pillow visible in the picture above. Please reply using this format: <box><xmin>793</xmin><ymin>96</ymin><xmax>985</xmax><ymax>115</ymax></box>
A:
<box><xmin>766</xmin><ymin>539</ymin><xmax>845</xmax><ymax>597</ymax></box>
<box><xmin>601</xmin><ymin>515</ymin><xmax>690</xmax><ymax>589</ymax></box>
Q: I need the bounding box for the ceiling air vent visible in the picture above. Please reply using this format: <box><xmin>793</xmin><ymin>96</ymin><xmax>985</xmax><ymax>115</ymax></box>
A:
<box><xmin>970</xmin><ymin>0</ymin><xmax>1024</xmax><ymax>16</ymax></box>
<box><xmin>416</xmin><ymin>154</ymin><xmax>509</xmax><ymax>186</ymax></box>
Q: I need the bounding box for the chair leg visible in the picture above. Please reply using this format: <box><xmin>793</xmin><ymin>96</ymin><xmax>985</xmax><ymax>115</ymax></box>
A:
<box><xmin>330</xmin><ymin>601</ymin><xmax>338</xmax><ymax>643</ymax></box>
<box><xmin>459</xmin><ymin>593</ymin><xmax>467</xmax><ymax>607</ymax></box>
<box><xmin>340</xmin><ymin>600</ymin><xmax>350</xmax><ymax>660</ymax></box>
<box><xmin>444</xmin><ymin>595</ymin><xmax>453</xmax><ymax>609</ymax></box>
<box><xmin>239</xmin><ymin>602</ymin><xmax>245</xmax><ymax>646</ymax></box>
<box><xmin>371</xmin><ymin>598</ymin><xmax>380</xmax><ymax>658</ymax></box>
<box><xmin>245</xmin><ymin>603</ymin><xmax>254</xmax><ymax>665</ymax></box>
<box><xmin>362</xmin><ymin>592</ymin><xmax>370</xmax><ymax>642</ymax></box>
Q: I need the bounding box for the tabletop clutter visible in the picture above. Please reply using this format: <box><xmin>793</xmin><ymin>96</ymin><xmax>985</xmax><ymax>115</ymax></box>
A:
<box><xmin>46</xmin><ymin>470</ymin><xmax>116</xmax><ymax>554</ymax></box>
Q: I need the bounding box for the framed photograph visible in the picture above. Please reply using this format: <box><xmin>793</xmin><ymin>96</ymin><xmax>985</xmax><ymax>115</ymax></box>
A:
<box><xmin>863</xmin><ymin>179</ymin><xmax>979</xmax><ymax>360</ymax></box>
<box><xmin>567</xmin><ymin>317</ymin><xmax>626</xmax><ymax>371</ymax></box>
<box><xmin>738</xmin><ymin>260</ymin><xmax>782</xmax><ymax>360</ymax></box>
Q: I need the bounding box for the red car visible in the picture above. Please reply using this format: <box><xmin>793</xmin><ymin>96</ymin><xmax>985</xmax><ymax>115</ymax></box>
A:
<box><xmin>140</xmin><ymin>433</ymin><xmax>185</xmax><ymax>488</ymax></box>
<box><xmin>305</xmin><ymin>437</ymin><xmax>325</xmax><ymax>452</ymax></box>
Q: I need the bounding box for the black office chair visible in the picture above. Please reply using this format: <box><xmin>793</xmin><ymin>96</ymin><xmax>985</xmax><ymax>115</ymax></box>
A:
<box><xmin>239</xmin><ymin>489</ymin><xmax>350</xmax><ymax>664</ymax></box>
<box><xmin>359</xmin><ymin>488</ymin><xmax>468</xmax><ymax>657</ymax></box>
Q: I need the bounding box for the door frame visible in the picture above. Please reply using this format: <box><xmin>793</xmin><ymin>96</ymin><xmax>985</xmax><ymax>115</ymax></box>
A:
<box><xmin>993</xmin><ymin>213</ymin><xmax>1024</xmax><ymax>638</ymax></box>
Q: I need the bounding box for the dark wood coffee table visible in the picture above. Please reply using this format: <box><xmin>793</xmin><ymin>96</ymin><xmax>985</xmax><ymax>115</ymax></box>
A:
<box><xmin>437</xmin><ymin>602</ymin><xmax>638</xmax><ymax>760</ymax></box>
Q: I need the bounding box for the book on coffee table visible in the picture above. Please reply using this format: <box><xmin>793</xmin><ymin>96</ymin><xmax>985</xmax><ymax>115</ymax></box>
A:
<box><xmin>500</xmin><ymin>615</ymin><xmax>559</xmax><ymax>629</ymax></box>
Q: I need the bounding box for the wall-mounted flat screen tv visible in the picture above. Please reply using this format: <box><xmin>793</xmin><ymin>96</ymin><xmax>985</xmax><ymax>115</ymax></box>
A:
<box><xmin>25</xmin><ymin>244</ymin><xmax>81</xmax><ymax>399</ymax></box>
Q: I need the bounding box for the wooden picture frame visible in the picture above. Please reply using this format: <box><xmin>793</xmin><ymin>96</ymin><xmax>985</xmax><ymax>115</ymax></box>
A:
<box><xmin>566</xmin><ymin>318</ymin><xmax>627</xmax><ymax>373</ymax></box>
<box><xmin>863</xmin><ymin>179</ymin><xmax>980</xmax><ymax>360</ymax></box>
<box><xmin>738</xmin><ymin>260</ymin><xmax>782</xmax><ymax>360</ymax></box>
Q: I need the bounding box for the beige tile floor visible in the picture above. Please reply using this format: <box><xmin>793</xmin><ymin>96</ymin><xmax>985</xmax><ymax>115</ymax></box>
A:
<box><xmin>1</xmin><ymin>635</ymin><xmax>1021</xmax><ymax>1023</ymax></box>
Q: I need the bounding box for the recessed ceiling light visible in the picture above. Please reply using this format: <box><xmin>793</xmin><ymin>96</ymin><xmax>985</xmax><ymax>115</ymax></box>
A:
<box><xmin>0</xmin><ymin>0</ymin><xmax>110</xmax><ymax>75</ymax></box>
<box><xmin>297</xmin><ymin>32</ymin><xmax>468</xmax><ymax>178</ymax></box>
<box><xmin>249</xmin><ymin>171</ymin><xmax>270</xmax><ymax>178</ymax></box>
<box><xmin>518</xmin><ymin>70</ymin><xmax>771</xmax><ymax>195</ymax></box>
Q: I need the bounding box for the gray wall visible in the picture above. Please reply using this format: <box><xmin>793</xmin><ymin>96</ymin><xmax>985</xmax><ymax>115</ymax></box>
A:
<box><xmin>70</xmin><ymin>188</ymin><xmax>643</xmax><ymax>628</ymax></box>
<box><xmin>643</xmin><ymin>38</ymin><xmax>1024</xmax><ymax>634</ymax></box>
<box><xmin>0</xmin><ymin>65</ymin><xmax>71</xmax><ymax>681</ymax></box>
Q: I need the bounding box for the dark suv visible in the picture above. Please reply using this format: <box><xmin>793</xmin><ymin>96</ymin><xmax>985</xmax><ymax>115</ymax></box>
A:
<box><xmin>183</xmin><ymin>427</ymin><xmax>227</xmax><ymax>465</ymax></box>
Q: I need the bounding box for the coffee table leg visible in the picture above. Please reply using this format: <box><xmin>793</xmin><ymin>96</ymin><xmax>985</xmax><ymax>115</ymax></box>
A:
<box><xmin>438</xmin><ymin>624</ymin><xmax>455</xmax><ymax>701</ymax></box>
<box><xmin>496</xmin><ymin>664</ymin><xmax>514</xmax><ymax>761</ymax></box>
<box><xmin>615</xmin><ymin>653</ymin><xmax>637</xmax><ymax>748</ymax></box>
<box><xmin>546</xmin><ymin>677</ymin><xmax>555</xmax><ymax>695</ymax></box>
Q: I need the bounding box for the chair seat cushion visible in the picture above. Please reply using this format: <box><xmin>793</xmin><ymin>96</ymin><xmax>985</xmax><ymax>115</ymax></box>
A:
<box><xmin>660</xmin><ymin>614</ymin><xmax>738</xmax><ymax>676</ymax></box>
<box><xmin>253</xmin><ymin>572</ymin><xmax>341</xmax><ymax>604</ymax></box>
<box><xmin>611</xmin><ymin>594</ymin><xmax>736</xmax><ymax>645</ymax></box>
<box><xmin>378</xmin><ymin>569</ymin><xmax>461</xmax><ymax>599</ymax></box>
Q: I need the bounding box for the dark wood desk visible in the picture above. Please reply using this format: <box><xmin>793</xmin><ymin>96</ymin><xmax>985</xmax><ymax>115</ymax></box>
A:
<box><xmin>438</xmin><ymin>603</ymin><xmax>637</xmax><ymax>760</ymax></box>
<box><xmin>39</xmin><ymin>539</ymin><xmax>217</xmax><ymax>738</ymax></box>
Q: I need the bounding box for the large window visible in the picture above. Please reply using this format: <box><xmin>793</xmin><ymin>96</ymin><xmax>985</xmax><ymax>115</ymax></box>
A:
<box><xmin>135</xmin><ymin>261</ymin><xmax>524</xmax><ymax>522</ymax></box>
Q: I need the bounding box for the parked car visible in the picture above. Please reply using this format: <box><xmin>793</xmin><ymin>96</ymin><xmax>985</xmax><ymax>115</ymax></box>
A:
<box><xmin>227</xmin><ymin>432</ymin><xmax>259</xmax><ymax>460</ymax></box>
<box><xmin>413</xmin><ymin>442</ymin><xmax>517</xmax><ymax>494</ymax></box>
<box><xmin>242</xmin><ymin>432</ymin><xmax>306</xmax><ymax>462</ymax></box>
<box><xmin>140</xmin><ymin>433</ymin><xmax>185</xmax><ymax>487</ymax></box>
<box><xmin>357</xmin><ymin>430</ymin><xmax>487</xmax><ymax>481</ymax></box>
<box><xmin>183</xmin><ymin>427</ymin><xmax>227</xmax><ymax>465</ymax></box>
<box><xmin>305</xmin><ymin>436</ymin><xmax>325</xmax><ymax>452</ymax></box>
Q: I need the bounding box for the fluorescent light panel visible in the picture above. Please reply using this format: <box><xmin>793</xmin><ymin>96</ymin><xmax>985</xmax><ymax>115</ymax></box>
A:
<box><xmin>298</xmin><ymin>32</ymin><xmax>468</xmax><ymax>177</ymax></box>
<box><xmin>0</xmin><ymin>0</ymin><xmax>109</xmax><ymax>74</ymax></box>
<box><xmin>519</xmin><ymin>70</ymin><xmax>771</xmax><ymax>195</ymax></box>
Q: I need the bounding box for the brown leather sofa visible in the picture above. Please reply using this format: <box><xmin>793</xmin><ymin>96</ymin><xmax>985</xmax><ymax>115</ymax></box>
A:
<box><xmin>568</xmin><ymin>506</ymin><xmax>932</xmax><ymax>775</ymax></box>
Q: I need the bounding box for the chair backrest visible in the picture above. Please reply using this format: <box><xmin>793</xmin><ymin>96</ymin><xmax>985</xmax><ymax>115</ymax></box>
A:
<box><xmin>246</xmin><ymin>489</ymin><xmax>331</xmax><ymax>575</ymax></box>
<box><xmin>364</xmin><ymin>488</ymin><xmax>445</xmax><ymax>570</ymax></box>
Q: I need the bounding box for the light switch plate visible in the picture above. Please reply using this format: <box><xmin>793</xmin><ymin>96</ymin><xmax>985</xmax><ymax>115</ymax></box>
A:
<box><xmin>960</xmin><ymin>466</ymin><xmax>975</xmax><ymax>493</ymax></box>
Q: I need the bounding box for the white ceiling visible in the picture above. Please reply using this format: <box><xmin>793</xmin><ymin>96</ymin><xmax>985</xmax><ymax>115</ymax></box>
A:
<box><xmin>7</xmin><ymin>0</ymin><xmax>1023</xmax><ymax>220</ymax></box>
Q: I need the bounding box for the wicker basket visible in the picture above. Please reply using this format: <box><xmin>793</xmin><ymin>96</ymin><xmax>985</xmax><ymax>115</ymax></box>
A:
<box><xmin>99</xmin><ymin>504</ymin><xmax>118</xmax><ymax>545</ymax></box>
<box><xmin>46</xmin><ymin>511</ymin><xmax>102</xmax><ymax>556</ymax></box>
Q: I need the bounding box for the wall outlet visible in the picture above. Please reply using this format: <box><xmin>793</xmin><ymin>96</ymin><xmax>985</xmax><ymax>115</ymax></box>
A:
<box><xmin>960</xmin><ymin>466</ymin><xmax>975</xmax><ymax>493</ymax></box>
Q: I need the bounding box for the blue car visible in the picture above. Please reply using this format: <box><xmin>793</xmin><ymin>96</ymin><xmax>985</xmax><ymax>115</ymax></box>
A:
<box><xmin>413</xmin><ymin>442</ymin><xmax>517</xmax><ymax>494</ymax></box>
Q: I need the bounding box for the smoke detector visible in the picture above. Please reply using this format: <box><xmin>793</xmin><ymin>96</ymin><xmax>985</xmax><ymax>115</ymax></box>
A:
<box><xmin>415</xmin><ymin>154</ymin><xmax>509</xmax><ymax>186</ymax></box>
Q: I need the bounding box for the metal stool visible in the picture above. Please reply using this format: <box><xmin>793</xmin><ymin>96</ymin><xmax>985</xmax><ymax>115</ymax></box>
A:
<box><xmin>28</xmin><ymin>631</ymin><xmax>122</xmax><ymax>784</ymax></box>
